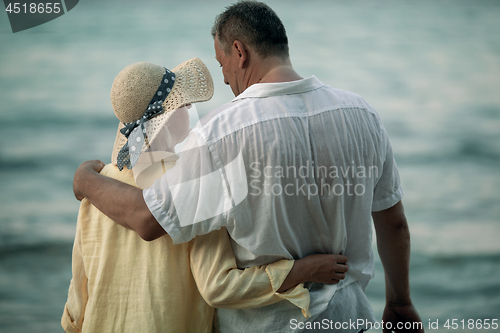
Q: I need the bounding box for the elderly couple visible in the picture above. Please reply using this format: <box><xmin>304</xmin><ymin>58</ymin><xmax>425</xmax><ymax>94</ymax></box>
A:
<box><xmin>62</xmin><ymin>1</ymin><xmax>423</xmax><ymax>333</ymax></box>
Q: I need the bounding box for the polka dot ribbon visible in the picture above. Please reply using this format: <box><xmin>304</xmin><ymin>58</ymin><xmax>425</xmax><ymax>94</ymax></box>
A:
<box><xmin>117</xmin><ymin>68</ymin><xmax>176</xmax><ymax>170</ymax></box>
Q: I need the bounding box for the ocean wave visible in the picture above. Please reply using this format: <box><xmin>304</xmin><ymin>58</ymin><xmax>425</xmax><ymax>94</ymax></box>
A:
<box><xmin>409</xmin><ymin>221</ymin><xmax>500</xmax><ymax>256</ymax></box>
<box><xmin>0</xmin><ymin>241</ymin><xmax>73</xmax><ymax>259</ymax></box>
<box><xmin>395</xmin><ymin>138</ymin><xmax>500</xmax><ymax>165</ymax></box>
<box><xmin>0</xmin><ymin>112</ymin><xmax>117</xmax><ymax>129</ymax></box>
<box><xmin>0</xmin><ymin>154</ymin><xmax>82</xmax><ymax>171</ymax></box>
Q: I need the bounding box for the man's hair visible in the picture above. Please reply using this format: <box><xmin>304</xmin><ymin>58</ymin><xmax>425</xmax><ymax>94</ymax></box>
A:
<box><xmin>211</xmin><ymin>1</ymin><xmax>289</xmax><ymax>59</ymax></box>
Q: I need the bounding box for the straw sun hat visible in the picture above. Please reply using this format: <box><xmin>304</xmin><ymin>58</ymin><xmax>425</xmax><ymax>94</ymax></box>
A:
<box><xmin>110</xmin><ymin>57</ymin><xmax>214</xmax><ymax>168</ymax></box>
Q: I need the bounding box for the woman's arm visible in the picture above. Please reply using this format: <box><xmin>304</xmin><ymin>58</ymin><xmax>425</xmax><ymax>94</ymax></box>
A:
<box><xmin>61</xmin><ymin>201</ymin><xmax>90</xmax><ymax>333</ymax></box>
<box><xmin>189</xmin><ymin>227</ymin><xmax>348</xmax><ymax>317</ymax></box>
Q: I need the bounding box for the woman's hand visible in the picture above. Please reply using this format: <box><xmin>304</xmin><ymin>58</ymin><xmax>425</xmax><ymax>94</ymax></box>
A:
<box><xmin>278</xmin><ymin>254</ymin><xmax>348</xmax><ymax>292</ymax></box>
<box><xmin>299</xmin><ymin>254</ymin><xmax>349</xmax><ymax>284</ymax></box>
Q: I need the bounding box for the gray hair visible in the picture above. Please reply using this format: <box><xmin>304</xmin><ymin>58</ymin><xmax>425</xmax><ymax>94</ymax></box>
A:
<box><xmin>211</xmin><ymin>1</ymin><xmax>289</xmax><ymax>59</ymax></box>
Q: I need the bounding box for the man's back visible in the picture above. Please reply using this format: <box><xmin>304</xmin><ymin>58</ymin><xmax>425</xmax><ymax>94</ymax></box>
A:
<box><xmin>147</xmin><ymin>76</ymin><xmax>403</xmax><ymax>332</ymax></box>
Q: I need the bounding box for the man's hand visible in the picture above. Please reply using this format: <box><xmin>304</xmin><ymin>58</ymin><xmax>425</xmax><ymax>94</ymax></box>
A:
<box><xmin>278</xmin><ymin>254</ymin><xmax>348</xmax><ymax>292</ymax></box>
<box><xmin>382</xmin><ymin>303</ymin><xmax>424</xmax><ymax>333</ymax></box>
<box><xmin>73</xmin><ymin>160</ymin><xmax>106</xmax><ymax>201</ymax></box>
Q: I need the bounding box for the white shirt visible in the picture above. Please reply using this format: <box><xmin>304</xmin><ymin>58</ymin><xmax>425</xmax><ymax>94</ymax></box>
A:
<box><xmin>144</xmin><ymin>76</ymin><xmax>403</xmax><ymax>332</ymax></box>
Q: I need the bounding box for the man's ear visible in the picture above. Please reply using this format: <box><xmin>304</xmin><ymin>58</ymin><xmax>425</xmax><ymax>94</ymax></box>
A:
<box><xmin>232</xmin><ymin>40</ymin><xmax>248</xmax><ymax>69</ymax></box>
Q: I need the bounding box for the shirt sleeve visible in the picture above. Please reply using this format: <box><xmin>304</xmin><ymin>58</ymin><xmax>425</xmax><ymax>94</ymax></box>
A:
<box><xmin>144</xmin><ymin>130</ymin><xmax>249</xmax><ymax>244</ymax></box>
<box><xmin>372</xmin><ymin>128</ymin><xmax>404</xmax><ymax>212</ymax></box>
<box><xmin>61</xmin><ymin>200</ymin><xmax>89</xmax><ymax>333</ymax></box>
<box><xmin>189</xmin><ymin>227</ymin><xmax>311</xmax><ymax>318</ymax></box>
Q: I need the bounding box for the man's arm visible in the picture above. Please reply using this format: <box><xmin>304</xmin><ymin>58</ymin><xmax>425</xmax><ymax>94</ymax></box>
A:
<box><xmin>372</xmin><ymin>201</ymin><xmax>424</xmax><ymax>333</ymax></box>
<box><xmin>73</xmin><ymin>160</ymin><xmax>165</xmax><ymax>241</ymax></box>
<box><xmin>74</xmin><ymin>161</ymin><xmax>349</xmax><ymax>285</ymax></box>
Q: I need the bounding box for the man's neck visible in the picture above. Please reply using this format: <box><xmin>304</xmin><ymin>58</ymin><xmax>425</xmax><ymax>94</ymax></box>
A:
<box><xmin>244</xmin><ymin>56</ymin><xmax>303</xmax><ymax>88</ymax></box>
<box><xmin>259</xmin><ymin>65</ymin><xmax>303</xmax><ymax>84</ymax></box>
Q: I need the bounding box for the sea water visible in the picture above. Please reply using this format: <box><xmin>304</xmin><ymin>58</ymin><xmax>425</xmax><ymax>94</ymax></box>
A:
<box><xmin>0</xmin><ymin>0</ymin><xmax>499</xmax><ymax>332</ymax></box>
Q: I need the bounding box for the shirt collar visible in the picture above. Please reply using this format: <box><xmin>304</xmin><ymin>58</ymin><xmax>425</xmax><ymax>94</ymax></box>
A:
<box><xmin>232</xmin><ymin>76</ymin><xmax>324</xmax><ymax>102</ymax></box>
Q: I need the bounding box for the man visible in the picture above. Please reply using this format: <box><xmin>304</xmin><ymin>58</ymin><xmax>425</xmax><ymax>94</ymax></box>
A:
<box><xmin>73</xmin><ymin>2</ymin><xmax>423</xmax><ymax>332</ymax></box>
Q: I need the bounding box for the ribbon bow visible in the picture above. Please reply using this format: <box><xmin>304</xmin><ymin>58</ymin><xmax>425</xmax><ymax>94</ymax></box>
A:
<box><xmin>116</xmin><ymin>68</ymin><xmax>176</xmax><ymax>170</ymax></box>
